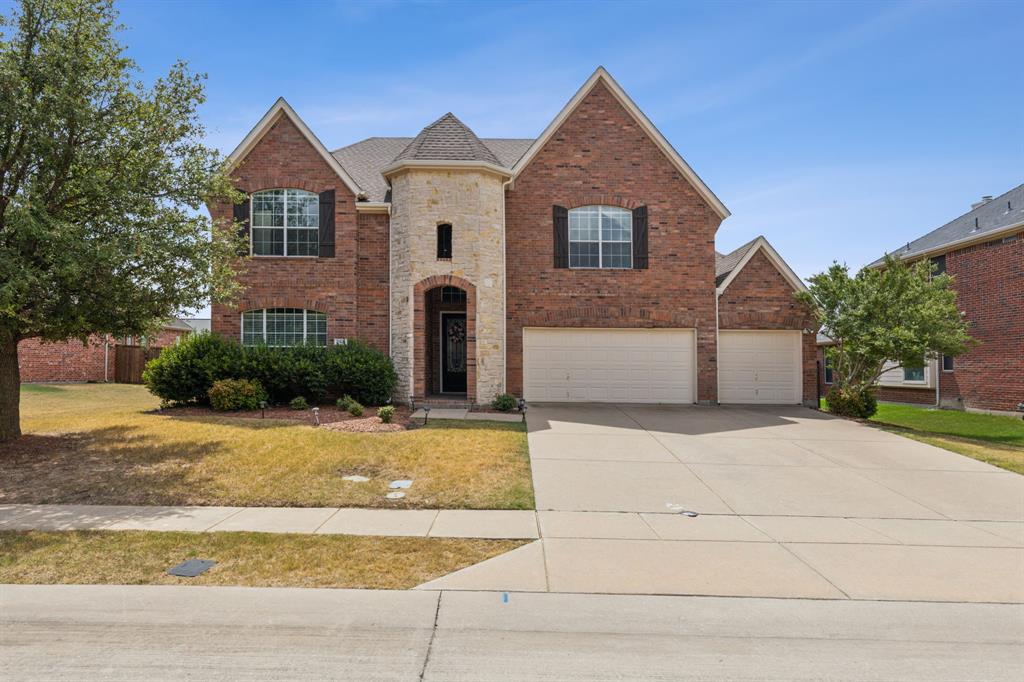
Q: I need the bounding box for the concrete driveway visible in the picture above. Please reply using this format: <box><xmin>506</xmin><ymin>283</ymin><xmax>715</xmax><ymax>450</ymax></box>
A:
<box><xmin>421</xmin><ymin>404</ymin><xmax>1024</xmax><ymax>602</ymax></box>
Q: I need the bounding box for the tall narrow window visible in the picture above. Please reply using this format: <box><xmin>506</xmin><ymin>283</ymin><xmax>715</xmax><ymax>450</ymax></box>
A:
<box><xmin>251</xmin><ymin>189</ymin><xmax>319</xmax><ymax>257</ymax></box>
<box><xmin>437</xmin><ymin>223</ymin><xmax>452</xmax><ymax>259</ymax></box>
<box><xmin>942</xmin><ymin>355</ymin><xmax>955</xmax><ymax>372</ymax></box>
<box><xmin>823</xmin><ymin>355</ymin><xmax>834</xmax><ymax>384</ymax></box>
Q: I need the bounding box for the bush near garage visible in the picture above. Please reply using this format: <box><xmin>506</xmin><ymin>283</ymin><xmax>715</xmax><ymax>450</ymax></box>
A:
<box><xmin>144</xmin><ymin>332</ymin><xmax>397</xmax><ymax>406</ymax></box>
<box><xmin>208</xmin><ymin>379</ymin><xmax>267</xmax><ymax>412</ymax></box>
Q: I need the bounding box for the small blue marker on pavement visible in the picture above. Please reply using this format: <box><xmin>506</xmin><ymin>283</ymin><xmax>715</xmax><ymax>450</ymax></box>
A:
<box><xmin>502</xmin><ymin>592</ymin><xmax>509</xmax><ymax>604</ymax></box>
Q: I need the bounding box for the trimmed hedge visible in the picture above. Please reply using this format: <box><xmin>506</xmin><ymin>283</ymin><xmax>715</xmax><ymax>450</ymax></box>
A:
<box><xmin>143</xmin><ymin>332</ymin><xmax>397</xmax><ymax>406</ymax></box>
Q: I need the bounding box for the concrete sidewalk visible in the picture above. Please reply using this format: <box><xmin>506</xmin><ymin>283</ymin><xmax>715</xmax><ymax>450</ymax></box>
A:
<box><xmin>0</xmin><ymin>504</ymin><xmax>539</xmax><ymax>539</ymax></box>
<box><xmin>2</xmin><ymin>584</ymin><xmax>1021</xmax><ymax>681</ymax></box>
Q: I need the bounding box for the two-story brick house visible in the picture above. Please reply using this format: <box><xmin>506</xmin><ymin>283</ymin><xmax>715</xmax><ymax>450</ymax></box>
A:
<box><xmin>210</xmin><ymin>68</ymin><xmax>815</xmax><ymax>406</ymax></box>
<box><xmin>827</xmin><ymin>184</ymin><xmax>1022</xmax><ymax>415</ymax></box>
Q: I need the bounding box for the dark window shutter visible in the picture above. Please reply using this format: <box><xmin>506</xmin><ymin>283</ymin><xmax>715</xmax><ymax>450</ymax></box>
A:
<box><xmin>553</xmin><ymin>205</ymin><xmax>569</xmax><ymax>268</ymax></box>
<box><xmin>632</xmin><ymin>205</ymin><xmax>649</xmax><ymax>269</ymax></box>
<box><xmin>233</xmin><ymin>197</ymin><xmax>250</xmax><ymax>256</ymax></box>
<box><xmin>318</xmin><ymin>189</ymin><xmax>335</xmax><ymax>258</ymax></box>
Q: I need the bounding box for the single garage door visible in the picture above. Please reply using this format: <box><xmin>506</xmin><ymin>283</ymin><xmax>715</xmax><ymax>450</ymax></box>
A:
<box><xmin>522</xmin><ymin>328</ymin><xmax>695</xmax><ymax>403</ymax></box>
<box><xmin>718</xmin><ymin>330</ymin><xmax>802</xmax><ymax>404</ymax></box>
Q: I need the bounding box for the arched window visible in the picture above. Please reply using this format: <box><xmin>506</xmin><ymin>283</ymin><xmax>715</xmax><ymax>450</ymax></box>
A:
<box><xmin>241</xmin><ymin>308</ymin><xmax>327</xmax><ymax>346</ymax></box>
<box><xmin>251</xmin><ymin>189</ymin><xmax>319</xmax><ymax>256</ymax></box>
<box><xmin>568</xmin><ymin>205</ymin><xmax>632</xmax><ymax>268</ymax></box>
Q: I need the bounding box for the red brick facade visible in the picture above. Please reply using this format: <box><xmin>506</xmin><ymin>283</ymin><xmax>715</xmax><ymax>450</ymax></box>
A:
<box><xmin>718</xmin><ymin>249</ymin><xmax>817</xmax><ymax>403</ymax></box>
<box><xmin>215</xmin><ymin>79</ymin><xmax>818</xmax><ymax>406</ymax></box>
<box><xmin>18</xmin><ymin>327</ymin><xmax>188</xmax><ymax>383</ymax></box>
<box><xmin>505</xmin><ymin>81</ymin><xmax>723</xmax><ymax>402</ymax></box>
<box><xmin>209</xmin><ymin>114</ymin><xmax>388</xmax><ymax>353</ymax></box>
<box><xmin>872</xmin><ymin>231</ymin><xmax>1024</xmax><ymax>412</ymax></box>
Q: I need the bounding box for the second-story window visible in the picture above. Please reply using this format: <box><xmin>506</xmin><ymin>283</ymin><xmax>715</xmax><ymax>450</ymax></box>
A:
<box><xmin>252</xmin><ymin>189</ymin><xmax>319</xmax><ymax>257</ymax></box>
<box><xmin>437</xmin><ymin>223</ymin><xmax>453</xmax><ymax>259</ymax></box>
<box><xmin>569</xmin><ymin>206</ymin><xmax>632</xmax><ymax>268</ymax></box>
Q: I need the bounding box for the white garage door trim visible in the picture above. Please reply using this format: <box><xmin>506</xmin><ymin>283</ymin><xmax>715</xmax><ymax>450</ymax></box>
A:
<box><xmin>523</xmin><ymin>327</ymin><xmax>696</xmax><ymax>404</ymax></box>
<box><xmin>718</xmin><ymin>330</ymin><xmax>802</xmax><ymax>405</ymax></box>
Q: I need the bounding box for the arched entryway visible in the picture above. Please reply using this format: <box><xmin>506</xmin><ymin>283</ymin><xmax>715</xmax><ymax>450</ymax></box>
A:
<box><xmin>413</xmin><ymin>275</ymin><xmax>477</xmax><ymax>403</ymax></box>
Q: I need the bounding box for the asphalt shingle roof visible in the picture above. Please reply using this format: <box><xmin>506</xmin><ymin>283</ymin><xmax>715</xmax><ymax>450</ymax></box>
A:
<box><xmin>871</xmin><ymin>183</ymin><xmax>1024</xmax><ymax>265</ymax></box>
<box><xmin>715</xmin><ymin>237</ymin><xmax>760</xmax><ymax>286</ymax></box>
<box><xmin>395</xmin><ymin>113</ymin><xmax>502</xmax><ymax>165</ymax></box>
<box><xmin>332</xmin><ymin>133</ymin><xmax>533</xmax><ymax>202</ymax></box>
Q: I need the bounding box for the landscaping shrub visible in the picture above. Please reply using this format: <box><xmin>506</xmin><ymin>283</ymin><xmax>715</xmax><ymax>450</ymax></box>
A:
<box><xmin>324</xmin><ymin>340</ymin><xmax>397</xmax><ymax>405</ymax></box>
<box><xmin>347</xmin><ymin>400</ymin><xmax>364</xmax><ymax>417</ymax></box>
<box><xmin>337</xmin><ymin>394</ymin><xmax>356</xmax><ymax>410</ymax></box>
<box><xmin>143</xmin><ymin>334</ymin><xmax>396</xmax><ymax>407</ymax></box>
<box><xmin>825</xmin><ymin>386</ymin><xmax>878</xmax><ymax>419</ymax></box>
<box><xmin>289</xmin><ymin>396</ymin><xmax>309</xmax><ymax>410</ymax></box>
<box><xmin>208</xmin><ymin>379</ymin><xmax>267</xmax><ymax>412</ymax></box>
<box><xmin>143</xmin><ymin>332</ymin><xmax>242</xmax><ymax>404</ymax></box>
<box><xmin>491</xmin><ymin>393</ymin><xmax>518</xmax><ymax>412</ymax></box>
<box><xmin>377</xmin><ymin>405</ymin><xmax>395</xmax><ymax>424</ymax></box>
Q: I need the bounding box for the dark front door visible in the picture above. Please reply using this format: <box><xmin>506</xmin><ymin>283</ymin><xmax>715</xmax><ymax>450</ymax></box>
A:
<box><xmin>441</xmin><ymin>313</ymin><xmax>467</xmax><ymax>393</ymax></box>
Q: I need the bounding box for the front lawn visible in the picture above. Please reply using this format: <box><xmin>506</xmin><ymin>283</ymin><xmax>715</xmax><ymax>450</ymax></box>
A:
<box><xmin>0</xmin><ymin>530</ymin><xmax>524</xmax><ymax>589</ymax></box>
<box><xmin>6</xmin><ymin>384</ymin><xmax>534</xmax><ymax>509</ymax></box>
<box><xmin>820</xmin><ymin>397</ymin><xmax>1024</xmax><ymax>475</ymax></box>
<box><xmin>869</xmin><ymin>402</ymin><xmax>1024</xmax><ymax>446</ymax></box>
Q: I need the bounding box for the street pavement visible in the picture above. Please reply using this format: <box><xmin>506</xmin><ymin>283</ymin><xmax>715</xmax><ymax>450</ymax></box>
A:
<box><xmin>2</xmin><ymin>584</ymin><xmax>1022</xmax><ymax>681</ymax></box>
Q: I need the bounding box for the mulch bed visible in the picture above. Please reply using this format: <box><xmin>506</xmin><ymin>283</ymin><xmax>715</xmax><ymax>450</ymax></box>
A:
<box><xmin>157</xmin><ymin>404</ymin><xmax>419</xmax><ymax>433</ymax></box>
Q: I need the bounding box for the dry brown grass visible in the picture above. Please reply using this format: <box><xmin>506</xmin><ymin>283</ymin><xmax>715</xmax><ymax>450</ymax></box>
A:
<box><xmin>0</xmin><ymin>530</ymin><xmax>525</xmax><ymax>589</ymax></box>
<box><xmin>7</xmin><ymin>384</ymin><xmax>534</xmax><ymax>509</ymax></box>
<box><xmin>891</xmin><ymin>431</ymin><xmax>1024</xmax><ymax>475</ymax></box>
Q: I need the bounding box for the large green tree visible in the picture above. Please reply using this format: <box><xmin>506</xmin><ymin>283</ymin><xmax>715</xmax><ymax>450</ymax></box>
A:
<box><xmin>797</xmin><ymin>254</ymin><xmax>973</xmax><ymax>416</ymax></box>
<box><xmin>0</xmin><ymin>0</ymin><xmax>240</xmax><ymax>440</ymax></box>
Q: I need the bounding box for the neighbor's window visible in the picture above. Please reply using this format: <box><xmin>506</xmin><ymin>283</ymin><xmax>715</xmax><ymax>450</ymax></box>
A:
<box><xmin>241</xmin><ymin>308</ymin><xmax>327</xmax><ymax>346</ymax></box>
<box><xmin>251</xmin><ymin>189</ymin><xmax>319</xmax><ymax>256</ymax></box>
<box><xmin>437</xmin><ymin>223</ymin><xmax>453</xmax><ymax>259</ymax></box>
<box><xmin>930</xmin><ymin>254</ymin><xmax>946</xmax><ymax>277</ymax></box>
<box><xmin>569</xmin><ymin>205</ymin><xmax>632</xmax><ymax>268</ymax></box>
<box><xmin>824</xmin><ymin>355</ymin><xmax>834</xmax><ymax>384</ymax></box>
<box><xmin>942</xmin><ymin>355</ymin><xmax>955</xmax><ymax>372</ymax></box>
<box><xmin>903</xmin><ymin>366</ymin><xmax>926</xmax><ymax>382</ymax></box>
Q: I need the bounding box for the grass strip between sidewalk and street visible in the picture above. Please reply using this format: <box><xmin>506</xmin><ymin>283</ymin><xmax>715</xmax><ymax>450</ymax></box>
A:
<box><xmin>0</xmin><ymin>530</ymin><xmax>526</xmax><ymax>589</ymax></box>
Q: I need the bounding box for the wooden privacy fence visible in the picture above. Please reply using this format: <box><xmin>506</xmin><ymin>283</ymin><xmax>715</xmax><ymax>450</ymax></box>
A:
<box><xmin>114</xmin><ymin>345</ymin><xmax>163</xmax><ymax>384</ymax></box>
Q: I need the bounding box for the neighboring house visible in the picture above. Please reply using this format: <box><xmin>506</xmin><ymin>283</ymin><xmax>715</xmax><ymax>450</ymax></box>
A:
<box><xmin>210</xmin><ymin>67</ymin><xmax>815</xmax><ymax>406</ymax></box>
<box><xmin>818</xmin><ymin>184</ymin><xmax>1022</xmax><ymax>414</ymax></box>
<box><xmin>19</xmin><ymin>319</ymin><xmax>194</xmax><ymax>383</ymax></box>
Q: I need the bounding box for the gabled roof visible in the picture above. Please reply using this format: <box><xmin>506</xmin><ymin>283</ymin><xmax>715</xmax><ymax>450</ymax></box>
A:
<box><xmin>512</xmin><ymin>67</ymin><xmax>730</xmax><ymax>220</ymax></box>
<box><xmin>227</xmin><ymin>98</ymin><xmax>363</xmax><ymax>199</ymax></box>
<box><xmin>871</xmin><ymin>183</ymin><xmax>1024</xmax><ymax>266</ymax></box>
<box><xmin>715</xmin><ymin>237</ymin><xmax>759</xmax><ymax>286</ymax></box>
<box><xmin>394</xmin><ymin>113</ymin><xmax>501</xmax><ymax>165</ymax></box>
<box><xmin>332</xmin><ymin>137</ymin><xmax>533</xmax><ymax>202</ymax></box>
<box><xmin>715</xmin><ymin>236</ymin><xmax>807</xmax><ymax>295</ymax></box>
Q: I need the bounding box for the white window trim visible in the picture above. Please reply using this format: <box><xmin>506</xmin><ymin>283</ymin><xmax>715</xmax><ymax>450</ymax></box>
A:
<box><xmin>568</xmin><ymin>205</ymin><xmax>632</xmax><ymax>270</ymax></box>
<box><xmin>251</xmin><ymin>188</ymin><xmax>319</xmax><ymax>258</ymax></box>
<box><xmin>241</xmin><ymin>308</ymin><xmax>326</xmax><ymax>347</ymax></box>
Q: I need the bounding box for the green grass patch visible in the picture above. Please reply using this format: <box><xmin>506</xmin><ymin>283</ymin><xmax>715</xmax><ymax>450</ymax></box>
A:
<box><xmin>870</xmin><ymin>403</ymin><xmax>1024</xmax><ymax>446</ymax></box>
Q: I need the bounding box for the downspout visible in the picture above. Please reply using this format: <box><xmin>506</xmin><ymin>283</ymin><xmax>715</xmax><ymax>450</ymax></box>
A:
<box><xmin>935</xmin><ymin>358</ymin><xmax>940</xmax><ymax>408</ymax></box>
<box><xmin>103</xmin><ymin>336</ymin><xmax>110</xmax><ymax>383</ymax></box>
<box><xmin>501</xmin><ymin>176</ymin><xmax>513</xmax><ymax>395</ymax></box>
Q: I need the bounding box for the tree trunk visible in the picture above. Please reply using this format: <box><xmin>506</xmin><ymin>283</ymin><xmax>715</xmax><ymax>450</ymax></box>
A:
<box><xmin>0</xmin><ymin>330</ymin><xmax>21</xmax><ymax>441</ymax></box>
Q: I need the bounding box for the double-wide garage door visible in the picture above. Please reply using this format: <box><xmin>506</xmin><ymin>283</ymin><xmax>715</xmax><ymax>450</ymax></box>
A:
<box><xmin>718</xmin><ymin>330</ymin><xmax>802</xmax><ymax>404</ymax></box>
<box><xmin>523</xmin><ymin>328</ymin><xmax>695</xmax><ymax>403</ymax></box>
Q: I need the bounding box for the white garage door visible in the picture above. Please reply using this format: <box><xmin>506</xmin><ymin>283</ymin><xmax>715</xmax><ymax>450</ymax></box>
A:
<box><xmin>522</xmin><ymin>328</ymin><xmax>695</xmax><ymax>403</ymax></box>
<box><xmin>718</xmin><ymin>330</ymin><xmax>802</xmax><ymax>404</ymax></box>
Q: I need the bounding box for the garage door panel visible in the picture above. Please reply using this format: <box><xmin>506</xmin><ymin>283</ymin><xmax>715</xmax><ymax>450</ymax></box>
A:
<box><xmin>719</xmin><ymin>330</ymin><xmax>801</xmax><ymax>405</ymax></box>
<box><xmin>523</xmin><ymin>328</ymin><xmax>695</xmax><ymax>403</ymax></box>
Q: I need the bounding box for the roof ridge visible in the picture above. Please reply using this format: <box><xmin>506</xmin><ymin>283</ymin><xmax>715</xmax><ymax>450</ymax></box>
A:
<box><xmin>393</xmin><ymin>111</ymin><xmax>502</xmax><ymax>165</ymax></box>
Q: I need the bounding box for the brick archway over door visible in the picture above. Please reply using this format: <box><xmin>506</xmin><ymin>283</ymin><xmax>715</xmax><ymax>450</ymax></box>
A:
<box><xmin>413</xmin><ymin>275</ymin><xmax>477</xmax><ymax>403</ymax></box>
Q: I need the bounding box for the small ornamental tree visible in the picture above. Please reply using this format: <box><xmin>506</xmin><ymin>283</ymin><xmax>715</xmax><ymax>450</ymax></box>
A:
<box><xmin>796</xmin><ymin>254</ymin><xmax>973</xmax><ymax>417</ymax></box>
<box><xmin>0</xmin><ymin>0</ymin><xmax>242</xmax><ymax>440</ymax></box>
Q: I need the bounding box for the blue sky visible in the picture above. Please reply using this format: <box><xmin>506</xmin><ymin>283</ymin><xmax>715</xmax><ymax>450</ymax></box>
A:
<box><xmin>101</xmin><ymin>1</ymin><xmax>1024</xmax><ymax>289</ymax></box>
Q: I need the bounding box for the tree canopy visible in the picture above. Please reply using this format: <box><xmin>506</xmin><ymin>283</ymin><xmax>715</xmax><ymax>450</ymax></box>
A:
<box><xmin>0</xmin><ymin>0</ymin><xmax>240</xmax><ymax>440</ymax></box>
<box><xmin>797</xmin><ymin>254</ymin><xmax>973</xmax><ymax>415</ymax></box>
